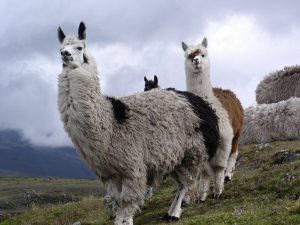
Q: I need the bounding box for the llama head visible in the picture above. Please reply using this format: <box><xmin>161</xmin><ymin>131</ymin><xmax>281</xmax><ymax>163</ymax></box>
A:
<box><xmin>182</xmin><ymin>37</ymin><xmax>210</xmax><ymax>74</ymax></box>
<box><xmin>58</xmin><ymin>22</ymin><xmax>87</xmax><ymax>69</ymax></box>
<box><xmin>144</xmin><ymin>75</ymin><xmax>159</xmax><ymax>91</ymax></box>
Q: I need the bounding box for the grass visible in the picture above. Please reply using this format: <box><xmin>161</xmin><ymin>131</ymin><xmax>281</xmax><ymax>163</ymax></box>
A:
<box><xmin>1</xmin><ymin>141</ymin><xmax>300</xmax><ymax>225</ymax></box>
<box><xmin>0</xmin><ymin>197</ymin><xmax>110</xmax><ymax>225</ymax></box>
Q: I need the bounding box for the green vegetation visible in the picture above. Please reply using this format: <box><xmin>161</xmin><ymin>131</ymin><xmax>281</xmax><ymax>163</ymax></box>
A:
<box><xmin>1</xmin><ymin>141</ymin><xmax>300</xmax><ymax>225</ymax></box>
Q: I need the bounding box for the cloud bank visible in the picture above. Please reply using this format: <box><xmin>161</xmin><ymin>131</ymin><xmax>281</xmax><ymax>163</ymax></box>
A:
<box><xmin>0</xmin><ymin>1</ymin><xmax>299</xmax><ymax>146</ymax></box>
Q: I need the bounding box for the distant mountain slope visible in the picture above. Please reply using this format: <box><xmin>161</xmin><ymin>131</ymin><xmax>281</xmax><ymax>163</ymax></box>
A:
<box><xmin>0</xmin><ymin>130</ymin><xmax>96</xmax><ymax>179</ymax></box>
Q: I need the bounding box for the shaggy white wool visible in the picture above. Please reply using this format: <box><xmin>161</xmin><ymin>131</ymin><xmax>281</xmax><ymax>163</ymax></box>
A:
<box><xmin>256</xmin><ymin>65</ymin><xmax>300</xmax><ymax>104</ymax></box>
<box><xmin>182</xmin><ymin>38</ymin><xmax>233</xmax><ymax>199</ymax></box>
<box><xmin>57</xmin><ymin>23</ymin><xmax>214</xmax><ymax>224</ymax></box>
<box><xmin>240</xmin><ymin>97</ymin><xmax>300</xmax><ymax>145</ymax></box>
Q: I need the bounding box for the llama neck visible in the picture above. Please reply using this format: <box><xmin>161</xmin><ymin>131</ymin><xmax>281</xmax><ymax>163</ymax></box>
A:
<box><xmin>58</xmin><ymin>56</ymin><xmax>113</xmax><ymax>154</ymax></box>
<box><xmin>185</xmin><ymin>63</ymin><xmax>215</xmax><ymax>100</ymax></box>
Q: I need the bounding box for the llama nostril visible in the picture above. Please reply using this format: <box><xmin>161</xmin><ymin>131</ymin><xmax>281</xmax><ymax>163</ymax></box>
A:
<box><xmin>61</xmin><ymin>50</ymin><xmax>71</xmax><ymax>56</ymax></box>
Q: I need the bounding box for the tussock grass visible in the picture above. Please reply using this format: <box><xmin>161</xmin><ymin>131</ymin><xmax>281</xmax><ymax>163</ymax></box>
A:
<box><xmin>1</xmin><ymin>141</ymin><xmax>300</xmax><ymax>225</ymax></box>
<box><xmin>0</xmin><ymin>196</ymin><xmax>110</xmax><ymax>225</ymax></box>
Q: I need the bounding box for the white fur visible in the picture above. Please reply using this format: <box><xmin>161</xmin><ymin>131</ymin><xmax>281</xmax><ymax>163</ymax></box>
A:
<box><xmin>240</xmin><ymin>97</ymin><xmax>300</xmax><ymax>145</ymax></box>
<box><xmin>182</xmin><ymin>38</ymin><xmax>233</xmax><ymax>199</ymax></box>
<box><xmin>224</xmin><ymin>151</ymin><xmax>238</xmax><ymax>180</ymax></box>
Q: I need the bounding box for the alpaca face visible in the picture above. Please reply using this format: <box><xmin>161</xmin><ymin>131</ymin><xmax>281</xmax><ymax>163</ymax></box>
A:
<box><xmin>58</xmin><ymin>22</ymin><xmax>87</xmax><ymax>69</ymax></box>
<box><xmin>182</xmin><ymin>38</ymin><xmax>210</xmax><ymax>74</ymax></box>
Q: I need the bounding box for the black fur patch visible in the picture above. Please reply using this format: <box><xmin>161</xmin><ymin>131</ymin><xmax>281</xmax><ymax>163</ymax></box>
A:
<box><xmin>106</xmin><ymin>97</ymin><xmax>130</xmax><ymax>124</ymax></box>
<box><xmin>166</xmin><ymin>88</ymin><xmax>219</xmax><ymax>160</ymax></box>
<box><xmin>144</xmin><ymin>80</ymin><xmax>158</xmax><ymax>91</ymax></box>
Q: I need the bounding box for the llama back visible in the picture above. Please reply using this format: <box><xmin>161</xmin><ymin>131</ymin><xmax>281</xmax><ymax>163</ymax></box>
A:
<box><xmin>213</xmin><ymin>88</ymin><xmax>244</xmax><ymax>135</ymax></box>
<box><xmin>240</xmin><ymin>97</ymin><xmax>300</xmax><ymax>145</ymax></box>
<box><xmin>103</xmin><ymin>89</ymin><xmax>217</xmax><ymax>183</ymax></box>
<box><xmin>256</xmin><ymin>65</ymin><xmax>300</xmax><ymax>104</ymax></box>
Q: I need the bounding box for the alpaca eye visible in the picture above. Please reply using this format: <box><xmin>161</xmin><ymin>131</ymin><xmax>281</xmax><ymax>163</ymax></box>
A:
<box><xmin>202</xmin><ymin>54</ymin><xmax>205</xmax><ymax>58</ymax></box>
<box><xmin>77</xmin><ymin>47</ymin><xmax>83</xmax><ymax>51</ymax></box>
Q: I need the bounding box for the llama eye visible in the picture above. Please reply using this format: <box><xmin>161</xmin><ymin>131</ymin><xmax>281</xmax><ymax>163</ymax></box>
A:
<box><xmin>77</xmin><ymin>47</ymin><xmax>83</xmax><ymax>51</ymax></box>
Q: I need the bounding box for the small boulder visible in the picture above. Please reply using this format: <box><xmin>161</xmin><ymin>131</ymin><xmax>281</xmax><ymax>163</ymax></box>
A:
<box><xmin>273</xmin><ymin>151</ymin><xmax>300</xmax><ymax>164</ymax></box>
<box><xmin>73</xmin><ymin>221</ymin><xmax>81</xmax><ymax>225</ymax></box>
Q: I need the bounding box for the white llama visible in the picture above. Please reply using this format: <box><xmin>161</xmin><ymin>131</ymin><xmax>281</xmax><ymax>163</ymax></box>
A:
<box><xmin>57</xmin><ymin>22</ymin><xmax>220</xmax><ymax>225</ymax></box>
<box><xmin>182</xmin><ymin>38</ymin><xmax>234</xmax><ymax>201</ymax></box>
<box><xmin>240</xmin><ymin>97</ymin><xmax>300</xmax><ymax>145</ymax></box>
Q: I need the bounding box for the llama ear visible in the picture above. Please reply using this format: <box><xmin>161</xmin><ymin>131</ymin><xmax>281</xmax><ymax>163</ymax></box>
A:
<box><xmin>78</xmin><ymin>22</ymin><xmax>86</xmax><ymax>40</ymax></box>
<box><xmin>182</xmin><ymin>41</ymin><xmax>188</xmax><ymax>51</ymax></box>
<box><xmin>58</xmin><ymin>27</ymin><xmax>66</xmax><ymax>43</ymax></box>
<box><xmin>154</xmin><ymin>75</ymin><xmax>158</xmax><ymax>85</ymax></box>
<box><xmin>144</xmin><ymin>76</ymin><xmax>148</xmax><ymax>82</ymax></box>
<box><xmin>201</xmin><ymin>37</ymin><xmax>208</xmax><ymax>48</ymax></box>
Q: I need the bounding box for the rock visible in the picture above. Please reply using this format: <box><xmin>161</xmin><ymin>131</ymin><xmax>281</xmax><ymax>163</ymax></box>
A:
<box><xmin>236</xmin><ymin>156</ymin><xmax>248</xmax><ymax>167</ymax></box>
<box><xmin>0</xmin><ymin>201</ymin><xmax>13</xmax><ymax>210</ymax></box>
<box><xmin>73</xmin><ymin>221</ymin><xmax>81</xmax><ymax>225</ymax></box>
<box><xmin>234</xmin><ymin>207</ymin><xmax>245</xmax><ymax>217</ymax></box>
<box><xmin>256</xmin><ymin>143</ymin><xmax>271</xmax><ymax>150</ymax></box>
<box><xmin>285</xmin><ymin>174</ymin><xmax>295</xmax><ymax>182</ymax></box>
<box><xmin>273</xmin><ymin>151</ymin><xmax>300</xmax><ymax>164</ymax></box>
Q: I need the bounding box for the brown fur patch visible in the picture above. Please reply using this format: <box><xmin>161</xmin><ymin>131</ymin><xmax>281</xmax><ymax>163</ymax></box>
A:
<box><xmin>188</xmin><ymin>49</ymin><xmax>201</xmax><ymax>60</ymax></box>
<box><xmin>213</xmin><ymin>88</ymin><xmax>244</xmax><ymax>154</ymax></box>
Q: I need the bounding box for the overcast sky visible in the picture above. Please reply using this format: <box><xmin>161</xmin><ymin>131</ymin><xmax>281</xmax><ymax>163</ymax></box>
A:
<box><xmin>0</xmin><ymin>0</ymin><xmax>300</xmax><ymax>147</ymax></box>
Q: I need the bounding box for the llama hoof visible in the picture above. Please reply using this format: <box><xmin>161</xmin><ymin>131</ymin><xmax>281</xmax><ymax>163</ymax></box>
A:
<box><xmin>224</xmin><ymin>176</ymin><xmax>231</xmax><ymax>183</ymax></box>
<box><xmin>171</xmin><ymin>216</ymin><xmax>180</xmax><ymax>221</ymax></box>
<box><xmin>213</xmin><ymin>193</ymin><xmax>222</xmax><ymax>199</ymax></box>
<box><xmin>161</xmin><ymin>214</ymin><xmax>180</xmax><ymax>222</ymax></box>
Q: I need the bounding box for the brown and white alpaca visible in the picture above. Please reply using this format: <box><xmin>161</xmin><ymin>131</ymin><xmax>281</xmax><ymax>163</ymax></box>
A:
<box><xmin>182</xmin><ymin>38</ymin><xmax>242</xmax><ymax>201</ymax></box>
<box><xmin>57</xmin><ymin>22</ymin><xmax>220</xmax><ymax>224</ymax></box>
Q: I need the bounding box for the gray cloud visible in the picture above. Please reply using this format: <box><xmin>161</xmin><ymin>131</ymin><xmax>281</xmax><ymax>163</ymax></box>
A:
<box><xmin>0</xmin><ymin>0</ymin><xmax>300</xmax><ymax>146</ymax></box>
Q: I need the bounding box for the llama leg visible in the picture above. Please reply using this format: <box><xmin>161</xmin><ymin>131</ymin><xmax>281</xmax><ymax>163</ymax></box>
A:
<box><xmin>104</xmin><ymin>179</ymin><xmax>122</xmax><ymax>219</ymax></box>
<box><xmin>225</xmin><ymin>133</ymin><xmax>240</xmax><ymax>182</ymax></box>
<box><xmin>104</xmin><ymin>194</ymin><xmax>117</xmax><ymax>219</ymax></box>
<box><xmin>166</xmin><ymin>192</ymin><xmax>180</xmax><ymax>216</ymax></box>
<box><xmin>198</xmin><ymin>164</ymin><xmax>211</xmax><ymax>202</ymax></box>
<box><xmin>225</xmin><ymin>151</ymin><xmax>238</xmax><ymax>182</ymax></box>
<box><xmin>114</xmin><ymin>211</ymin><xmax>124</xmax><ymax>225</ymax></box>
<box><xmin>163</xmin><ymin>170</ymin><xmax>191</xmax><ymax>220</ymax></box>
<box><xmin>169</xmin><ymin>186</ymin><xmax>188</xmax><ymax>218</ymax></box>
<box><xmin>114</xmin><ymin>208</ymin><xmax>133</xmax><ymax>225</ymax></box>
<box><xmin>212</xmin><ymin>130</ymin><xmax>232</xmax><ymax>198</ymax></box>
<box><xmin>213</xmin><ymin>166</ymin><xmax>226</xmax><ymax>198</ymax></box>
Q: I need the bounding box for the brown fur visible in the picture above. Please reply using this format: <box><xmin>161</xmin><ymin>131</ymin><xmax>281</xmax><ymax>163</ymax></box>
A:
<box><xmin>213</xmin><ymin>88</ymin><xmax>244</xmax><ymax>154</ymax></box>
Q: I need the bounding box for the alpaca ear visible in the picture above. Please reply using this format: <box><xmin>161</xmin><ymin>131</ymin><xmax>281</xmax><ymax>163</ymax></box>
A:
<box><xmin>154</xmin><ymin>75</ymin><xmax>158</xmax><ymax>85</ymax></box>
<box><xmin>78</xmin><ymin>22</ymin><xmax>86</xmax><ymax>40</ymax></box>
<box><xmin>182</xmin><ymin>41</ymin><xmax>188</xmax><ymax>51</ymax></box>
<box><xmin>201</xmin><ymin>37</ymin><xmax>208</xmax><ymax>48</ymax></box>
<box><xmin>144</xmin><ymin>76</ymin><xmax>148</xmax><ymax>82</ymax></box>
<box><xmin>58</xmin><ymin>27</ymin><xmax>66</xmax><ymax>43</ymax></box>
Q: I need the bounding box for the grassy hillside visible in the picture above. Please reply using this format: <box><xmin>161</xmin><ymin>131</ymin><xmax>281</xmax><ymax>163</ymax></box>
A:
<box><xmin>1</xmin><ymin>141</ymin><xmax>300</xmax><ymax>225</ymax></box>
